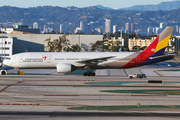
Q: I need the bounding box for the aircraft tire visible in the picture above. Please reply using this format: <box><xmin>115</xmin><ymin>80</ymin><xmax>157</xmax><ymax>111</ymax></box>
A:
<box><xmin>91</xmin><ymin>72</ymin><xmax>96</xmax><ymax>76</ymax></box>
<box><xmin>83</xmin><ymin>72</ymin><xmax>88</xmax><ymax>76</ymax></box>
<box><xmin>88</xmin><ymin>72</ymin><xmax>92</xmax><ymax>76</ymax></box>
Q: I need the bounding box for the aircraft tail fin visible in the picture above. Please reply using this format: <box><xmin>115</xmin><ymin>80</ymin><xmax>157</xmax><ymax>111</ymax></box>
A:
<box><xmin>122</xmin><ymin>26</ymin><xmax>174</xmax><ymax>68</ymax></box>
<box><xmin>142</xmin><ymin>26</ymin><xmax>174</xmax><ymax>56</ymax></box>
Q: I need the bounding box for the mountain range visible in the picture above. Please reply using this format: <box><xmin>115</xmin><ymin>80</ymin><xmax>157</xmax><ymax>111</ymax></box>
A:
<box><xmin>0</xmin><ymin>1</ymin><xmax>180</xmax><ymax>33</ymax></box>
<box><xmin>95</xmin><ymin>1</ymin><xmax>180</xmax><ymax>11</ymax></box>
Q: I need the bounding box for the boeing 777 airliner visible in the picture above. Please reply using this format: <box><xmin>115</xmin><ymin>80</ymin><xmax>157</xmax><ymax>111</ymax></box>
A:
<box><xmin>3</xmin><ymin>26</ymin><xmax>174</xmax><ymax>76</ymax></box>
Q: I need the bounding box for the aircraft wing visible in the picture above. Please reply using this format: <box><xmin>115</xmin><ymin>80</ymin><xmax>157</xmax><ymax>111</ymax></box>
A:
<box><xmin>76</xmin><ymin>56</ymin><xmax>115</xmax><ymax>65</ymax></box>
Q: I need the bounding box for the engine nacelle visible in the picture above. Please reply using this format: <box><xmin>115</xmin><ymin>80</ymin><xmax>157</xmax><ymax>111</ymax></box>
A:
<box><xmin>56</xmin><ymin>63</ymin><xmax>76</xmax><ymax>73</ymax></box>
<box><xmin>0</xmin><ymin>70</ymin><xmax>7</xmax><ymax>75</ymax></box>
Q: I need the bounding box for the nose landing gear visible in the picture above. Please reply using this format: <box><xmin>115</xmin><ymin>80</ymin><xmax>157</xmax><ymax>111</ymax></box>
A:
<box><xmin>15</xmin><ymin>68</ymin><xmax>20</xmax><ymax>75</ymax></box>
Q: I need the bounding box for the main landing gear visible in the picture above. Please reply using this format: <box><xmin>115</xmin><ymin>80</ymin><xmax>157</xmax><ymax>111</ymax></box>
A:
<box><xmin>83</xmin><ymin>72</ymin><xmax>96</xmax><ymax>76</ymax></box>
<box><xmin>83</xmin><ymin>66</ymin><xmax>96</xmax><ymax>76</ymax></box>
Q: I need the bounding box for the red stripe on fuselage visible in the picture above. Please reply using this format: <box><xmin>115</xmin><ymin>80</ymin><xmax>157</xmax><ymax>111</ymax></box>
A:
<box><xmin>122</xmin><ymin>36</ymin><xmax>159</xmax><ymax>68</ymax></box>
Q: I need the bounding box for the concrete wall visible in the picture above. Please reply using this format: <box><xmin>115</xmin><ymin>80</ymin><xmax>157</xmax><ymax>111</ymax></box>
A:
<box><xmin>7</xmin><ymin>34</ymin><xmax>103</xmax><ymax>52</ymax></box>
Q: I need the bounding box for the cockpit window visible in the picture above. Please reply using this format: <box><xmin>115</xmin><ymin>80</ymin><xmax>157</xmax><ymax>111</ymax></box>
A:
<box><xmin>6</xmin><ymin>58</ymin><xmax>11</xmax><ymax>60</ymax></box>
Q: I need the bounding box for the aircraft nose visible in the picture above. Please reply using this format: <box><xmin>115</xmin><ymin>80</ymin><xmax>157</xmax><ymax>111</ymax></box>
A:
<box><xmin>3</xmin><ymin>59</ymin><xmax>10</xmax><ymax>66</ymax></box>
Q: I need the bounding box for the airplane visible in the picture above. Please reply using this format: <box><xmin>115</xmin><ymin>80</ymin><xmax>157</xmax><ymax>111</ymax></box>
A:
<box><xmin>3</xmin><ymin>26</ymin><xmax>174</xmax><ymax>76</ymax></box>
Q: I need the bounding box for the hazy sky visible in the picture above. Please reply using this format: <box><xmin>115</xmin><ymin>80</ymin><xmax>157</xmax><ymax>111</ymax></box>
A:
<box><xmin>0</xmin><ymin>0</ymin><xmax>176</xmax><ymax>9</ymax></box>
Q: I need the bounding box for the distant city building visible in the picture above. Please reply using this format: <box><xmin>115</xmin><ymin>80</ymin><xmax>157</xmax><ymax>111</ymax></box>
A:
<box><xmin>155</xmin><ymin>27</ymin><xmax>160</xmax><ymax>34</ymax></box>
<box><xmin>131</xmin><ymin>23</ymin><xmax>134</xmax><ymax>32</ymax></box>
<box><xmin>33</xmin><ymin>22</ymin><xmax>38</xmax><ymax>29</ymax></box>
<box><xmin>147</xmin><ymin>27</ymin><xmax>153</xmax><ymax>35</ymax></box>
<box><xmin>45</xmin><ymin>27</ymin><xmax>53</xmax><ymax>33</ymax></box>
<box><xmin>1</xmin><ymin>25</ymin><xmax>40</xmax><ymax>34</ymax></box>
<box><xmin>94</xmin><ymin>28</ymin><xmax>101</xmax><ymax>34</ymax></box>
<box><xmin>153</xmin><ymin>28</ymin><xmax>156</xmax><ymax>34</ymax></box>
<box><xmin>125</xmin><ymin>23</ymin><xmax>130</xmax><ymax>31</ymax></box>
<box><xmin>14</xmin><ymin>22</ymin><xmax>23</xmax><ymax>25</ymax></box>
<box><xmin>175</xmin><ymin>25</ymin><xmax>179</xmax><ymax>34</ymax></box>
<box><xmin>74</xmin><ymin>27</ymin><xmax>82</xmax><ymax>33</ymax></box>
<box><xmin>113</xmin><ymin>25</ymin><xmax>117</xmax><ymax>34</ymax></box>
<box><xmin>160</xmin><ymin>22</ymin><xmax>167</xmax><ymax>30</ymax></box>
<box><xmin>80</xmin><ymin>21</ymin><xmax>87</xmax><ymax>34</ymax></box>
<box><xmin>128</xmin><ymin>37</ymin><xmax>155</xmax><ymax>51</ymax></box>
<box><xmin>60</xmin><ymin>24</ymin><xmax>68</xmax><ymax>33</ymax></box>
<box><xmin>125</xmin><ymin>23</ymin><xmax>130</xmax><ymax>34</ymax></box>
<box><xmin>87</xmin><ymin>22</ymin><xmax>95</xmax><ymax>34</ymax></box>
<box><xmin>135</xmin><ymin>29</ymin><xmax>147</xmax><ymax>35</ymax></box>
<box><xmin>105</xmin><ymin>19</ymin><xmax>111</xmax><ymax>34</ymax></box>
<box><xmin>43</xmin><ymin>25</ymin><xmax>53</xmax><ymax>33</ymax></box>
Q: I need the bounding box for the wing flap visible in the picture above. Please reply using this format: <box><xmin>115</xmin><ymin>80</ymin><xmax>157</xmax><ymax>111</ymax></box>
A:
<box><xmin>76</xmin><ymin>56</ymin><xmax>115</xmax><ymax>64</ymax></box>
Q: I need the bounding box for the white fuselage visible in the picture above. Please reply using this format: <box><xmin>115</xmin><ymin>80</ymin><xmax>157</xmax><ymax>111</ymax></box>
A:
<box><xmin>3</xmin><ymin>52</ymin><xmax>136</xmax><ymax>69</ymax></box>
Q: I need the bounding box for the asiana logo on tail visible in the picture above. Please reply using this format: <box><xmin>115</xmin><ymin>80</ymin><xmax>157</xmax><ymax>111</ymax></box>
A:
<box><xmin>43</xmin><ymin>56</ymin><xmax>47</xmax><ymax>60</ymax></box>
<box><xmin>151</xmin><ymin>49</ymin><xmax>155</xmax><ymax>52</ymax></box>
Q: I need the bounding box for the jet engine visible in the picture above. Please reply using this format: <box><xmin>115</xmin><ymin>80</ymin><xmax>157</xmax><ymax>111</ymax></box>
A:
<box><xmin>56</xmin><ymin>63</ymin><xmax>76</xmax><ymax>73</ymax></box>
<box><xmin>0</xmin><ymin>70</ymin><xmax>7</xmax><ymax>75</ymax></box>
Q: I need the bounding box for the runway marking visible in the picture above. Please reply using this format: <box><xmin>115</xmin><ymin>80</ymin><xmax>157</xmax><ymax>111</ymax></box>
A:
<box><xmin>68</xmin><ymin>80</ymin><xmax>95</xmax><ymax>81</ymax></box>
<box><xmin>131</xmin><ymin>95</ymin><xmax>166</xmax><ymax>97</ymax></box>
<box><xmin>154</xmin><ymin>71</ymin><xmax>163</xmax><ymax>77</ymax></box>
<box><xmin>101</xmin><ymin>89</ymin><xmax>180</xmax><ymax>95</ymax></box>
<box><xmin>44</xmin><ymin>95</ymin><xmax>79</xmax><ymax>97</ymax></box>
<box><xmin>69</xmin><ymin>105</ymin><xmax>180</xmax><ymax>111</ymax></box>
<box><xmin>0</xmin><ymin>103</ymin><xmax>39</xmax><ymax>106</ymax></box>
<box><xmin>87</xmin><ymin>81</ymin><xmax>180</xmax><ymax>86</ymax></box>
<box><xmin>124</xmin><ymin>69</ymin><xmax>128</xmax><ymax>76</ymax></box>
<box><xmin>0</xmin><ymin>81</ymin><xmax>21</xmax><ymax>93</ymax></box>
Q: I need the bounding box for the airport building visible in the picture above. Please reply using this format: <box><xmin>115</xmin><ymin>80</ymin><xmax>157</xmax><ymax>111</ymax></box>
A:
<box><xmin>1</xmin><ymin>25</ymin><xmax>40</xmax><ymax>34</ymax></box>
<box><xmin>128</xmin><ymin>37</ymin><xmax>178</xmax><ymax>52</ymax></box>
<box><xmin>128</xmin><ymin>37</ymin><xmax>155</xmax><ymax>51</ymax></box>
<box><xmin>0</xmin><ymin>24</ymin><xmax>103</xmax><ymax>56</ymax></box>
<box><xmin>103</xmin><ymin>37</ymin><xmax>127</xmax><ymax>50</ymax></box>
<box><xmin>3</xmin><ymin>34</ymin><xmax>103</xmax><ymax>53</ymax></box>
<box><xmin>0</xmin><ymin>37</ymin><xmax>13</xmax><ymax>57</ymax></box>
<box><xmin>172</xmin><ymin>36</ymin><xmax>180</xmax><ymax>53</ymax></box>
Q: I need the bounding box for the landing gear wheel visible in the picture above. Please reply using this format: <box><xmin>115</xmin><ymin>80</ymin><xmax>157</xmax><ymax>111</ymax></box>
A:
<box><xmin>88</xmin><ymin>72</ymin><xmax>92</xmax><ymax>76</ymax></box>
<box><xmin>91</xmin><ymin>72</ymin><xmax>96</xmax><ymax>76</ymax></box>
<box><xmin>83</xmin><ymin>72</ymin><xmax>88</xmax><ymax>76</ymax></box>
<box><xmin>17</xmin><ymin>72</ymin><xmax>20</xmax><ymax>75</ymax></box>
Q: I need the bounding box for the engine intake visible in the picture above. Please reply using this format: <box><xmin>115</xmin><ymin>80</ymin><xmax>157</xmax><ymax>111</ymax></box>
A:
<box><xmin>0</xmin><ymin>70</ymin><xmax>7</xmax><ymax>75</ymax></box>
<box><xmin>56</xmin><ymin>63</ymin><xmax>76</xmax><ymax>73</ymax></box>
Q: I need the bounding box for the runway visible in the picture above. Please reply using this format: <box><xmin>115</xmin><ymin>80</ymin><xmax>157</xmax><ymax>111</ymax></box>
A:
<box><xmin>0</xmin><ymin>68</ymin><xmax>180</xmax><ymax>119</ymax></box>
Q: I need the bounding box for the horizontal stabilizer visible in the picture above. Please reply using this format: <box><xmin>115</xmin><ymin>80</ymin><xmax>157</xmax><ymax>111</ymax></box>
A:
<box><xmin>149</xmin><ymin>54</ymin><xmax>174</xmax><ymax>60</ymax></box>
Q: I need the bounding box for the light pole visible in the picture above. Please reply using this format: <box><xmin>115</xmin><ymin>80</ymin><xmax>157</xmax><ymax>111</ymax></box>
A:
<box><xmin>4</xmin><ymin>28</ymin><xmax>6</xmax><ymax>60</ymax></box>
<box><xmin>1</xmin><ymin>26</ymin><xmax>3</xmax><ymax>67</ymax></box>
